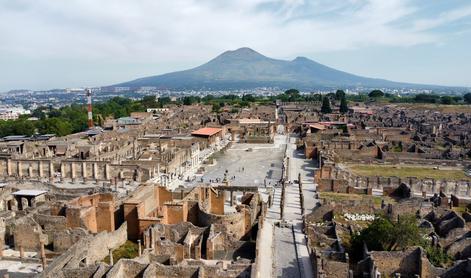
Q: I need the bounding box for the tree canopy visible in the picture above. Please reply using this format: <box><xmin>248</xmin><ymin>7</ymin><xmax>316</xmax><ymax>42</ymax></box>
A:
<box><xmin>368</xmin><ymin>90</ymin><xmax>384</xmax><ymax>98</ymax></box>
<box><xmin>339</xmin><ymin>94</ymin><xmax>349</xmax><ymax>113</ymax></box>
<box><xmin>463</xmin><ymin>93</ymin><xmax>471</xmax><ymax>104</ymax></box>
<box><xmin>321</xmin><ymin>96</ymin><xmax>332</xmax><ymax>113</ymax></box>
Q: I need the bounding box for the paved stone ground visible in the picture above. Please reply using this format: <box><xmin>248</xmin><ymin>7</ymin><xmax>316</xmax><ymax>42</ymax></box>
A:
<box><xmin>274</xmin><ymin>136</ymin><xmax>315</xmax><ymax>278</ymax></box>
<box><xmin>196</xmin><ymin>135</ymin><xmax>286</xmax><ymax>187</ymax></box>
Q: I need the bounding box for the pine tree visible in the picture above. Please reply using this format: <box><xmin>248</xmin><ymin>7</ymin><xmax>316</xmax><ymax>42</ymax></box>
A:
<box><xmin>321</xmin><ymin>96</ymin><xmax>332</xmax><ymax>114</ymax></box>
<box><xmin>339</xmin><ymin>95</ymin><xmax>348</xmax><ymax>113</ymax></box>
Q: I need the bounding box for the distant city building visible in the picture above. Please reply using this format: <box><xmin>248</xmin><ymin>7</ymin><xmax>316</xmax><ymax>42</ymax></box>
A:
<box><xmin>0</xmin><ymin>106</ymin><xmax>31</xmax><ymax>121</ymax></box>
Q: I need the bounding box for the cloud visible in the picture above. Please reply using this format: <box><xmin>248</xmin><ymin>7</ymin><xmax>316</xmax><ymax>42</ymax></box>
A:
<box><xmin>0</xmin><ymin>0</ymin><xmax>470</xmax><ymax>89</ymax></box>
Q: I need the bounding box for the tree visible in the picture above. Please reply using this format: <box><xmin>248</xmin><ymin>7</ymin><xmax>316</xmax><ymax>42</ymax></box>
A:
<box><xmin>242</xmin><ymin>94</ymin><xmax>256</xmax><ymax>102</ymax></box>
<box><xmin>212</xmin><ymin>103</ymin><xmax>221</xmax><ymax>113</ymax></box>
<box><xmin>369</xmin><ymin>90</ymin><xmax>384</xmax><ymax>98</ymax></box>
<box><xmin>37</xmin><ymin>118</ymin><xmax>73</xmax><ymax>136</ymax></box>
<box><xmin>440</xmin><ymin>96</ymin><xmax>453</xmax><ymax>105</ymax></box>
<box><xmin>284</xmin><ymin>89</ymin><xmax>299</xmax><ymax>96</ymax></box>
<box><xmin>321</xmin><ymin>96</ymin><xmax>332</xmax><ymax>113</ymax></box>
<box><xmin>464</xmin><ymin>93</ymin><xmax>471</xmax><ymax>104</ymax></box>
<box><xmin>335</xmin><ymin>90</ymin><xmax>346</xmax><ymax>100</ymax></box>
<box><xmin>391</xmin><ymin>214</ymin><xmax>421</xmax><ymax>250</ymax></box>
<box><xmin>415</xmin><ymin>94</ymin><xmax>440</xmax><ymax>103</ymax></box>
<box><xmin>349</xmin><ymin>214</ymin><xmax>422</xmax><ymax>262</ymax></box>
<box><xmin>140</xmin><ymin>96</ymin><xmax>158</xmax><ymax>108</ymax></box>
<box><xmin>284</xmin><ymin>89</ymin><xmax>300</xmax><ymax>102</ymax></box>
<box><xmin>339</xmin><ymin>94</ymin><xmax>349</xmax><ymax>113</ymax></box>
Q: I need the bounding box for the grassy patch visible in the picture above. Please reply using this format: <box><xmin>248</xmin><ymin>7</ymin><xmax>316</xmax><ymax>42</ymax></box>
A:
<box><xmin>395</xmin><ymin>103</ymin><xmax>471</xmax><ymax>113</ymax></box>
<box><xmin>319</xmin><ymin>192</ymin><xmax>395</xmax><ymax>208</ymax></box>
<box><xmin>103</xmin><ymin>240</ymin><xmax>139</xmax><ymax>264</ymax></box>
<box><xmin>347</xmin><ymin>164</ymin><xmax>470</xmax><ymax>181</ymax></box>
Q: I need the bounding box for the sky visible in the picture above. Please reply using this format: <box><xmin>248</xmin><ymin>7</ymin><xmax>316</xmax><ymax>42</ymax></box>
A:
<box><xmin>1</xmin><ymin>0</ymin><xmax>471</xmax><ymax>91</ymax></box>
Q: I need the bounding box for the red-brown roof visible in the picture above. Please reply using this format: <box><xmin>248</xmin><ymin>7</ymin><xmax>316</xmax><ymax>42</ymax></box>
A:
<box><xmin>191</xmin><ymin>127</ymin><xmax>222</xmax><ymax>137</ymax></box>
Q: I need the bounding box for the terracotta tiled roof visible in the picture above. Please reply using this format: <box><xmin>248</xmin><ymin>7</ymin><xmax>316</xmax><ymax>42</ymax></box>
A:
<box><xmin>191</xmin><ymin>127</ymin><xmax>222</xmax><ymax>137</ymax></box>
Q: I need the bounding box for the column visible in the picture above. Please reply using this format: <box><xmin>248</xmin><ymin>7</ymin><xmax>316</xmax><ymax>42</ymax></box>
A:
<box><xmin>93</xmin><ymin>163</ymin><xmax>98</xmax><ymax>180</ymax></box>
<box><xmin>70</xmin><ymin>162</ymin><xmax>76</xmax><ymax>180</ymax></box>
<box><xmin>40</xmin><ymin>239</ymin><xmax>47</xmax><ymax>269</ymax></box>
<box><xmin>82</xmin><ymin>162</ymin><xmax>87</xmax><ymax>178</ymax></box>
<box><xmin>60</xmin><ymin>163</ymin><xmax>65</xmax><ymax>179</ymax></box>
<box><xmin>28</xmin><ymin>164</ymin><xmax>33</xmax><ymax>177</ymax></box>
<box><xmin>38</xmin><ymin>161</ymin><xmax>44</xmax><ymax>178</ymax></box>
<box><xmin>137</xmin><ymin>240</ymin><xmax>142</xmax><ymax>256</ymax></box>
<box><xmin>6</xmin><ymin>159</ymin><xmax>12</xmax><ymax>176</ymax></box>
<box><xmin>49</xmin><ymin>161</ymin><xmax>54</xmax><ymax>178</ymax></box>
<box><xmin>17</xmin><ymin>161</ymin><xmax>23</xmax><ymax>177</ymax></box>
<box><xmin>105</xmin><ymin>164</ymin><xmax>110</xmax><ymax>180</ymax></box>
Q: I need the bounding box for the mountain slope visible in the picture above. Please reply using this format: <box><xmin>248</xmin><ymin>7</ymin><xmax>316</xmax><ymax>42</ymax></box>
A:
<box><xmin>114</xmin><ymin>47</ymin><xmax>443</xmax><ymax>90</ymax></box>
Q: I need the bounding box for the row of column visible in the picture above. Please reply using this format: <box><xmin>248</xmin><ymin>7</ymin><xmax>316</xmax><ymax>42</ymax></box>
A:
<box><xmin>6</xmin><ymin>159</ymin><xmax>111</xmax><ymax>180</ymax></box>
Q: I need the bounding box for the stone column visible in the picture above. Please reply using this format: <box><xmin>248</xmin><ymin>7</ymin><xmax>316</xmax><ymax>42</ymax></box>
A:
<box><xmin>19</xmin><ymin>246</ymin><xmax>24</xmax><ymax>258</ymax></box>
<box><xmin>82</xmin><ymin>162</ymin><xmax>87</xmax><ymax>178</ymax></box>
<box><xmin>17</xmin><ymin>161</ymin><xmax>23</xmax><ymax>177</ymax></box>
<box><xmin>109</xmin><ymin>249</ymin><xmax>114</xmax><ymax>265</ymax></box>
<box><xmin>137</xmin><ymin>240</ymin><xmax>142</xmax><ymax>256</ymax></box>
<box><xmin>60</xmin><ymin>163</ymin><xmax>65</xmax><ymax>179</ymax></box>
<box><xmin>71</xmin><ymin>162</ymin><xmax>76</xmax><ymax>179</ymax></box>
<box><xmin>28</xmin><ymin>164</ymin><xmax>33</xmax><ymax>177</ymax></box>
<box><xmin>467</xmin><ymin>182</ymin><xmax>471</xmax><ymax>197</ymax></box>
<box><xmin>40</xmin><ymin>239</ymin><xmax>47</xmax><ymax>269</ymax></box>
<box><xmin>0</xmin><ymin>240</ymin><xmax>3</xmax><ymax>258</ymax></box>
<box><xmin>38</xmin><ymin>161</ymin><xmax>44</xmax><ymax>178</ymax></box>
<box><xmin>144</xmin><ymin>232</ymin><xmax>150</xmax><ymax>249</ymax></box>
<box><xmin>93</xmin><ymin>163</ymin><xmax>98</xmax><ymax>180</ymax></box>
<box><xmin>6</xmin><ymin>159</ymin><xmax>12</xmax><ymax>176</ymax></box>
<box><xmin>105</xmin><ymin>164</ymin><xmax>110</xmax><ymax>180</ymax></box>
<box><xmin>230</xmin><ymin>191</ymin><xmax>234</xmax><ymax>206</ymax></box>
<box><xmin>49</xmin><ymin>161</ymin><xmax>54</xmax><ymax>178</ymax></box>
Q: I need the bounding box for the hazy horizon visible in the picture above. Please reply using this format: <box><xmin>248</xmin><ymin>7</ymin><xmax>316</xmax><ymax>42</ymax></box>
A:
<box><xmin>1</xmin><ymin>0</ymin><xmax>471</xmax><ymax>91</ymax></box>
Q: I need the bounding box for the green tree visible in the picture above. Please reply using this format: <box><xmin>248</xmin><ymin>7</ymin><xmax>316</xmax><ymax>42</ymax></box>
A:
<box><xmin>212</xmin><ymin>102</ymin><xmax>221</xmax><ymax>113</ymax></box>
<box><xmin>335</xmin><ymin>90</ymin><xmax>346</xmax><ymax>100</ymax></box>
<box><xmin>368</xmin><ymin>90</ymin><xmax>384</xmax><ymax>98</ymax></box>
<box><xmin>463</xmin><ymin>93</ymin><xmax>471</xmax><ymax>104</ymax></box>
<box><xmin>140</xmin><ymin>96</ymin><xmax>158</xmax><ymax>108</ymax></box>
<box><xmin>391</xmin><ymin>214</ymin><xmax>421</xmax><ymax>250</ymax></box>
<box><xmin>321</xmin><ymin>96</ymin><xmax>332</xmax><ymax>113</ymax></box>
<box><xmin>37</xmin><ymin>118</ymin><xmax>73</xmax><ymax>136</ymax></box>
<box><xmin>242</xmin><ymin>94</ymin><xmax>256</xmax><ymax>102</ymax></box>
<box><xmin>440</xmin><ymin>96</ymin><xmax>453</xmax><ymax>105</ymax></box>
<box><xmin>339</xmin><ymin>94</ymin><xmax>349</xmax><ymax>113</ymax></box>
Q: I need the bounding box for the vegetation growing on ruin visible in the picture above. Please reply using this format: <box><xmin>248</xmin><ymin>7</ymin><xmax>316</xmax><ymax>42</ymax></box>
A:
<box><xmin>348</xmin><ymin>214</ymin><xmax>451</xmax><ymax>267</ymax></box>
<box><xmin>103</xmin><ymin>240</ymin><xmax>139</xmax><ymax>264</ymax></box>
<box><xmin>347</xmin><ymin>164</ymin><xmax>471</xmax><ymax>181</ymax></box>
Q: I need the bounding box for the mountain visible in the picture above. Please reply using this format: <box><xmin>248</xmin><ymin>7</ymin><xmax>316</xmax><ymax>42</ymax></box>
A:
<box><xmin>114</xmin><ymin>47</ymin><xmax>452</xmax><ymax>90</ymax></box>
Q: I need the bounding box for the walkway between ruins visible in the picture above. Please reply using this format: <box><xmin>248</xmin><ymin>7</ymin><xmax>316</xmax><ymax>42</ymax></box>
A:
<box><xmin>278</xmin><ymin>136</ymin><xmax>314</xmax><ymax>278</ymax></box>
